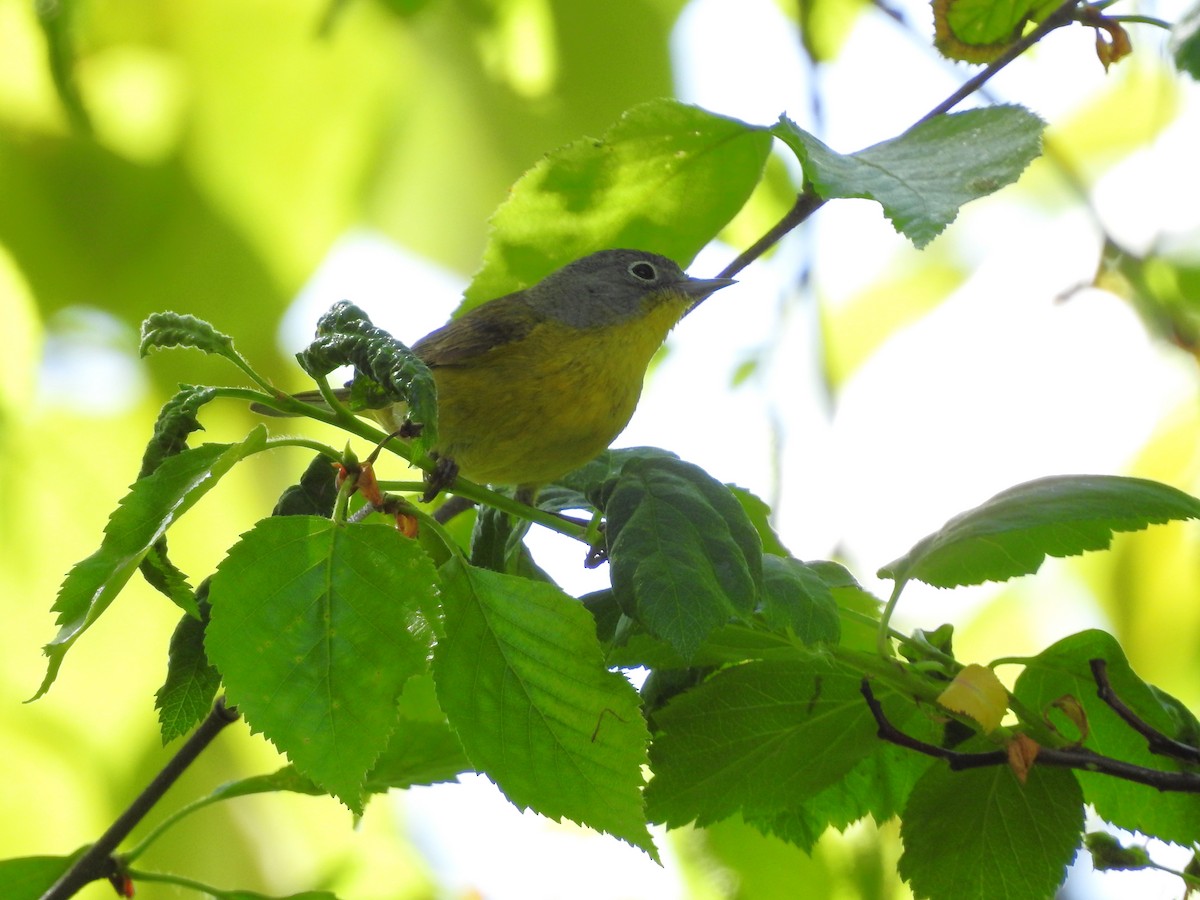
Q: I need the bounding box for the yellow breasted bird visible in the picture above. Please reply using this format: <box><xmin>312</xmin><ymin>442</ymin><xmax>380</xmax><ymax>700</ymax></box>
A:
<box><xmin>287</xmin><ymin>249</ymin><xmax>734</xmax><ymax>497</ymax></box>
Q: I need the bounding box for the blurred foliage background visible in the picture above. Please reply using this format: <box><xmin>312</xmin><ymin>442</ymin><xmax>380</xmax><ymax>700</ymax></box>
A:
<box><xmin>3</xmin><ymin>0</ymin><xmax>1200</xmax><ymax>897</ymax></box>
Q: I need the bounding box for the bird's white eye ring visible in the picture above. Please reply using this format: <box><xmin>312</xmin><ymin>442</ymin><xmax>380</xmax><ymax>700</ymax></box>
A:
<box><xmin>628</xmin><ymin>261</ymin><xmax>658</xmax><ymax>282</ymax></box>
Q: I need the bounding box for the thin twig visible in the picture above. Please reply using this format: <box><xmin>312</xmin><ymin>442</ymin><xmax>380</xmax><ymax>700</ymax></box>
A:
<box><xmin>919</xmin><ymin>0</ymin><xmax>1083</xmax><ymax>123</ymax></box>
<box><xmin>706</xmin><ymin>0</ymin><xmax>1084</xmax><ymax>286</ymax></box>
<box><xmin>40</xmin><ymin>698</ymin><xmax>240</xmax><ymax>900</ymax></box>
<box><xmin>1090</xmin><ymin>659</ymin><xmax>1200</xmax><ymax>765</ymax></box>
<box><xmin>708</xmin><ymin>189</ymin><xmax>825</xmax><ymax>287</ymax></box>
<box><xmin>861</xmin><ymin>679</ymin><xmax>1200</xmax><ymax>792</ymax></box>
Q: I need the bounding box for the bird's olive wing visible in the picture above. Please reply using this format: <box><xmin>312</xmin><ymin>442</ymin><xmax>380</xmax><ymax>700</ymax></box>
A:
<box><xmin>412</xmin><ymin>297</ymin><xmax>541</xmax><ymax>367</ymax></box>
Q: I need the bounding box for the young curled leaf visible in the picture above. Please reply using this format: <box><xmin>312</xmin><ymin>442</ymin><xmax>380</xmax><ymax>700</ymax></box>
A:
<box><xmin>138</xmin><ymin>384</ymin><xmax>218</xmax><ymax>478</ymax></box>
<box><xmin>297</xmin><ymin>301</ymin><xmax>438</xmax><ymax>452</ymax></box>
<box><xmin>139</xmin><ymin>311</ymin><xmax>237</xmax><ymax>359</ymax></box>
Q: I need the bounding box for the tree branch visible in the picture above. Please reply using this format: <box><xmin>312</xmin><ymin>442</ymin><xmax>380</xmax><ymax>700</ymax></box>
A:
<box><xmin>40</xmin><ymin>698</ymin><xmax>240</xmax><ymax>900</ymax></box>
<box><xmin>711</xmin><ymin>0</ymin><xmax>1083</xmax><ymax>284</ymax></box>
<box><xmin>1090</xmin><ymin>658</ymin><xmax>1200</xmax><ymax>765</ymax></box>
<box><xmin>861</xmin><ymin>679</ymin><xmax>1200</xmax><ymax>792</ymax></box>
<box><xmin>918</xmin><ymin>0</ymin><xmax>1083</xmax><ymax>124</ymax></box>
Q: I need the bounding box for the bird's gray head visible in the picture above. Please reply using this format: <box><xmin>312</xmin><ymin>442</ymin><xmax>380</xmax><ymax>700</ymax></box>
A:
<box><xmin>524</xmin><ymin>249</ymin><xmax>734</xmax><ymax>328</ymax></box>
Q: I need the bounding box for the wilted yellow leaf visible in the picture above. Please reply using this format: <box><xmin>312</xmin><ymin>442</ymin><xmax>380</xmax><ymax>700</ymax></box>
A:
<box><xmin>938</xmin><ymin>663</ymin><xmax>1009</xmax><ymax>733</ymax></box>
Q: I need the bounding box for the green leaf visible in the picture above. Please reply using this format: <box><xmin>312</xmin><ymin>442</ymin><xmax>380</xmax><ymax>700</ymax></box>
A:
<box><xmin>469</xmin><ymin>503</ymin><xmax>533</xmax><ymax>574</ymax></box>
<box><xmin>432</xmin><ymin>559</ymin><xmax>655</xmax><ymax>854</ymax></box>
<box><xmin>139</xmin><ymin>311</ymin><xmax>238</xmax><ymax>360</ymax></box>
<box><xmin>771</xmin><ymin>107</ymin><xmax>1045</xmax><ymax>247</ymax></box>
<box><xmin>729</xmin><ymin>485</ymin><xmax>791</xmax><ymax>557</ymax></box>
<box><xmin>296</xmin><ymin>301</ymin><xmax>438</xmax><ymax>453</ymax></box>
<box><xmin>138</xmin><ymin>537</ymin><xmax>198</xmax><ymax>616</ymax></box>
<box><xmin>155</xmin><ymin>600</ymin><xmax>220</xmax><ymax>744</ymax></box>
<box><xmin>555</xmin><ymin>446</ymin><xmax>681</xmax><ymax>511</ymax></box>
<box><xmin>364</xmin><ymin>718</ymin><xmax>472</xmax><ymax>791</ymax></box>
<box><xmin>35</xmin><ymin>427</ymin><xmax>268</xmax><ymax>700</ymax></box>
<box><xmin>205</xmin><ymin>517</ymin><xmax>438</xmax><ymax>812</ymax></box>
<box><xmin>812</xmin><ymin>561</ymin><xmax>883</xmax><ymax>652</ymax></box>
<box><xmin>898</xmin><ymin>756</ymin><xmax>1084</xmax><ymax>900</ymax></box>
<box><xmin>0</xmin><ymin>851</ymin><xmax>84</xmax><ymax>900</ymax></box>
<box><xmin>760</xmin><ymin>556</ymin><xmax>840</xmax><ymax>645</ymax></box>
<box><xmin>1172</xmin><ymin>1</ymin><xmax>1200</xmax><ymax>79</ymax></box>
<box><xmin>748</xmin><ymin>725</ymin><xmax>937</xmax><ymax>853</ymax></box>
<box><xmin>931</xmin><ymin>0</ymin><xmax>1035</xmax><ymax>62</ymax></box>
<box><xmin>138</xmin><ymin>384</ymin><xmax>218</xmax><ymax>478</ymax></box>
<box><xmin>272</xmin><ymin>453</ymin><xmax>339</xmax><ymax>518</ymax></box>
<box><xmin>365</xmin><ymin>672</ymin><xmax>471</xmax><ymax>791</ymax></box>
<box><xmin>879</xmin><ymin>475</ymin><xmax>1200</xmax><ymax>589</ymax></box>
<box><xmin>464</xmin><ymin>99</ymin><xmax>772</xmax><ymax>310</ymax></box>
<box><xmin>605</xmin><ymin>457</ymin><xmax>763</xmax><ymax>660</ymax></box>
<box><xmin>645</xmin><ymin>658</ymin><xmax>883</xmax><ymax>827</ymax></box>
<box><xmin>1013</xmin><ymin>630</ymin><xmax>1200</xmax><ymax>845</ymax></box>
<box><xmin>199</xmin><ymin>767</ymin><xmax>330</xmax><ymax>803</ymax></box>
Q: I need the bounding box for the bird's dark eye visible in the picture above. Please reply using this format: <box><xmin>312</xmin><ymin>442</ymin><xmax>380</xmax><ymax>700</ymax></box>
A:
<box><xmin>628</xmin><ymin>261</ymin><xmax>658</xmax><ymax>282</ymax></box>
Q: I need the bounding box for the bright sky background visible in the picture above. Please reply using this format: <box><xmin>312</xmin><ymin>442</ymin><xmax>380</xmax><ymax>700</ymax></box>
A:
<box><xmin>270</xmin><ymin>0</ymin><xmax>1200</xmax><ymax>895</ymax></box>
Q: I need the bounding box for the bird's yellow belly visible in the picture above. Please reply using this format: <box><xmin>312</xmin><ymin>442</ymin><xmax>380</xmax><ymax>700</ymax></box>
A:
<box><xmin>431</xmin><ymin>304</ymin><xmax>683</xmax><ymax>487</ymax></box>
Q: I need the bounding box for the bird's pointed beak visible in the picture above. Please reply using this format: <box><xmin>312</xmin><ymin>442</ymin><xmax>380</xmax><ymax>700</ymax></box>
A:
<box><xmin>678</xmin><ymin>274</ymin><xmax>736</xmax><ymax>314</ymax></box>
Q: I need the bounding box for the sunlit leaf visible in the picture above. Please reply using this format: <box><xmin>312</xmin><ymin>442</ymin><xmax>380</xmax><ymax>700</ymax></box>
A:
<box><xmin>880</xmin><ymin>475</ymin><xmax>1200</xmax><ymax>589</ymax></box>
<box><xmin>206</xmin><ymin>517</ymin><xmax>437</xmax><ymax>812</ymax></box>
<box><xmin>772</xmin><ymin>106</ymin><xmax>1044</xmax><ymax>247</ymax></box>
<box><xmin>899</xmin><ymin>751</ymin><xmax>1083</xmax><ymax>900</ymax></box>
<box><xmin>36</xmin><ymin>427</ymin><xmax>268</xmax><ymax>700</ymax></box>
<box><xmin>646</xmin><ymin>658</ymin><xmax>882</xmax><ymax>826</ymax></box>
<box><xmin>1013</xmin><ymin>630</ymin><xmax>1200</xmax><ymax>845</ymax></box>
<box><xmin>432</xmin><ymin>559</ymin><xmax>655</xmax><ymax>854</ymax></box>
<box><xmin>465</xmin><ymin>99</ymin><xmax>772</xmax><ymax>309</ymax></box>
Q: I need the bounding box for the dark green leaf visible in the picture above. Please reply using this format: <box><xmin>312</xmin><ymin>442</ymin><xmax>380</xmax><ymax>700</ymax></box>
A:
<box><xmin>646</xmin><ymin>658</ymin><xmax>882</xmax><ymax>827</ymax></box>
<box><xmin>760</xmin><ymin>556</ymin><xmax>840</xmax><ymax>645</ymax></box>
<box><xmin>464</xmin><ymin>99</ymin><xmax>772</xmax><ymax>310</ymax></box>
<box><xmin>1085</xmin><ymin>831</ymin><xmax>1152</xmax><ymax>871</ymax></box>
<box><xmin>36</xmin><ymin>427</ymin><xmax>268</xmax><ymax>700</ymax></box>
<box><xmin>156</xmin><ymin>597</ymin><xmax>220</xmax><ymax>744</ymax></box>
<box><xmin>206</xmin><ymin>517</ymin><xmax>438</xmax><ymax>812</ymax></box>
<box><xmin>469</xmin><ymin>503</ymin><xmax>533</xmax><ymax>574</ymax></box>
<box><xmin>139</xmin><ymin>311</ymin><xmax>238</xmax><ymax>360</ymax></box>
<box><xmin>729</xmin><ymin>485</ymin><xmax>791</xmax><ymax>557</ymax></box>
<box><xmin>1172</xmin><ymin>1</ymin><xmax>1200</xmax><ymax>78</ymax></box>
<box><xmin>138</xmin><ymin>384</ymin><xmax>218</xmax><ymax>478</ymax></box>
<box><xmin>366</xmin><ymin>672</ymin><xmax>470</xmax><ymax>790</ymax></box>
<box><xmin>272</xmin><ymin>453</ymin><xmax>339</xmax><ymax>518</ymax></box>
<box><xmin>605</xmin><ymin>457</ymin><xmax>763</xmax><ymax>660</ymax></box>
<box><xmin>772</xmin><ymin>107</ymin><xmax>1044</xmax><ymax>247</ymax></box>
<box><xmin>138</xmin><ymin>538</ymin><xmax>198</xmax><ymax>616</ymax></box>
<box><xmin>814</xmin><ymin>562</ymin><xmax>883</xmax><ymax>652</ymax></box>
<box><xmin>748</xmin><ymin>722</ymin><xmax>937</xmax><ymax>853</ymax></box>
<box><xmin>879</xmin><ymin>475</ymin><xmax>1200</xmax><ymax>589</ymax></box>
<box><xmin>556</xmin><ymin>446</ymin><xmax>680</xmax><ymax>511</ymax></box>
<box><xmin>364</xmin><ymin>718</ymin><xmax>472</xmax><ymax>791</ymax></box>
<box><xmin>898</xmin><ymin>755</ymin><xmax>1084</xmax><ymax>900</ymax></box>
<box><xmin>296</xmin><ymin>301</ymin><xmax>438</xmax><ymax>453</ymax></box>
<box><xmin>0</xmin><ymin>851</ymin><xmax>84</xmax><ymax>900</ymax></box>
<box><xmin>1013</xmin><ymin>630</ymin><xmax>1200</xmax><ymax>845</ymax></box>
<box><xmin>432</xmin><ymin>559</ymin><xmax>655</xmax><ymax>854</ymax></box>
